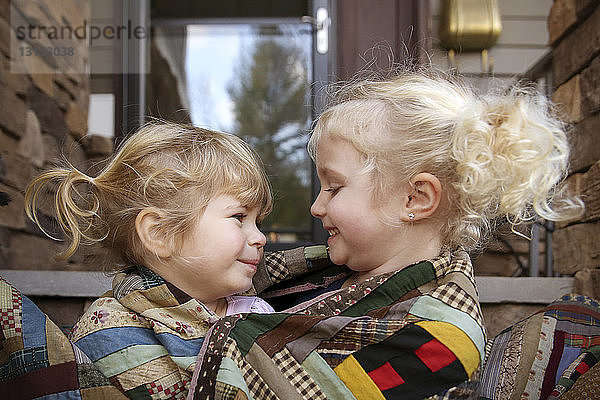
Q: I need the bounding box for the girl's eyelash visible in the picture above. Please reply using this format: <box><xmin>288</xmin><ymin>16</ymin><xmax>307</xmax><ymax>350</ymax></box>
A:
<box><xmin>232</xmin><ymin>213</ymin><xmax>246</xmax><ymax>221</ymax></box>
<box><xmin>324</xmin><ymin>187</ymin><xmax>341</xmax><ymax>193</ymax></box>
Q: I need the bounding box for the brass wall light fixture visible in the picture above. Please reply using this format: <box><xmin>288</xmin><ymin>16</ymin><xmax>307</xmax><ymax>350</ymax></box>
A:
<box><xmin>439</xmin><ymin>0</ymin><xmax>502</xmax><ymax>73</ymax></box>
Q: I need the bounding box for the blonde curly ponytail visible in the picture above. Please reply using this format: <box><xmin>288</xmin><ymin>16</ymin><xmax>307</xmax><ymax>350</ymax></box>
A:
<box><xmin>25</xmin><ymin>166</ymin><xmax>104</xmax><ymax>260</ymax></box>
<box><xmin>452</xmin><ymin>87</ymin><xmax>579</xmax><ymax>234</ymax></box>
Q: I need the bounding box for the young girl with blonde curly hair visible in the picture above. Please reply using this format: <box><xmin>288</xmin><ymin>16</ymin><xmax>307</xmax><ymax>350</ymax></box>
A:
<box><xmin>187</xmin><ymin>68</ymin><xmax>583</xmax><ymax>400</ymax></box>
<box><xmin>296</xmin><ymin>68</ymin><xmax>584</xmax><ymax>397</ymax></box>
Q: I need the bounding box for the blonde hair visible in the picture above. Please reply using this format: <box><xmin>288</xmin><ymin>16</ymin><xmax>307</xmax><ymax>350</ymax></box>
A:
<box><xmin>308</xmin><ymin>68</ymin><xmax>583</xmax><ymax>251</ymax></box>
<box><xmin>25</xmin><ymin>122</ymin><xmax>272</xmax><ymax>269</ymax></box>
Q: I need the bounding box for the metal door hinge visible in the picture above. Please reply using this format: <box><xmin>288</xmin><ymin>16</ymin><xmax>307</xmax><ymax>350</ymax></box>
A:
<box><xmin>301</xmin><ymin>7</ymin><xmax>329</xmax><ymax>54</ymax></box>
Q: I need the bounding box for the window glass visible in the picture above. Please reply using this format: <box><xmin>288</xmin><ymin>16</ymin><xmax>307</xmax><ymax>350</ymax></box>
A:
<box><xmin>185</xmin><ymin>23</ymin><xmax>313</xmax><ymax>243</ymax></box>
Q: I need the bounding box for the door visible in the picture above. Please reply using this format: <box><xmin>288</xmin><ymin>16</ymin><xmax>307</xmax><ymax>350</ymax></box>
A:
<box><xmin>146</xmin><ymin>0</ymin><xmax>334</xmax><ymax>249</ymax></box>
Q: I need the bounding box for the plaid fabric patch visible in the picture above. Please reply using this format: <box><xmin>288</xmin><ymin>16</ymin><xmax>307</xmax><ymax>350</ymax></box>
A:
<box><xmin>0</xmin><ymin>346</ymin><xmax>49</xmax><ymax>380</ymax></box>
<box><xmin>264</xmin><ymin>251</ymin><xmax>288</xmax><ymax>283</ymax></box>
<box><xmin>137</xmin><ymin>266</ymin><xmax>167</xmax><ymax>289</ymax></box>
<box><xmin>0</xmin><ymin>285</ymin><xmax>22</xmax><ymax>338</ymax></box>
<box><xmin>215</xmin><ymin>381</ymin><xmax>244</xmax><ymax>400</ymax></box>
<box><xmin>146</xmin><ymin>370</ymin><xmax>188</xmax><ymax>399</ymax></box>
<box><xmin>223</xmin><ymin>338</ymin><xmax>278</xmax><ymax>400</ymax></box>
<box><xmin>316</xmin><ymin>319</ymin><xmax>413</xmax><ymax>370</ymax></box>
<box><xmin>317</xmin><ymin>343</ymin><xmax>355</xmax><ymax>368</ymax></box>
<box><xmin>112</xmin><ymin>272</ymin><xmax>146</xmax><ymax>298</ymax></box>
<box><xmin>273</xmin><ymin>347</ymin><xmax>325</xmax><ymax>399</ymax></box>
<box><xmin>431</xmin><ymin>251</ymin><xmax>475</xmax><ymax>287</ymax></box>
<box><xmin>429</xmin><ymin>282</ymin><xmax>484</xmax><ymax>327</ymax></box>
<box><xmin>113</xmin><ymin>266</ymin><xmax>169</xmax><ymax>299</ymax></box>
<box><xmin>319</xmin><ymin>319</ymin><xmax>410</xmax><ymax>364</ymax></box>
<box><xmin>546</xmin><ymin>312</ymin><xmax>600</xmax><ymax>328</ymax></box>
<box><xmin>564</xmin><ymin>334</ymin><xmax>600</xmax><ymax>348</ymax></box>
<box><xmin>0</xmin><ymin>279</ymin><xmax>18</xmax><ymax>310</ymax></box>
<box><xmin>430</xmin><ymin>253</ymin><xmax>452</xmax><ymax>276</ymax></box>
<box><xmin>544</xmin><ymin>309</ymin><xmax>600</xmax><ymax>326</ymax></box>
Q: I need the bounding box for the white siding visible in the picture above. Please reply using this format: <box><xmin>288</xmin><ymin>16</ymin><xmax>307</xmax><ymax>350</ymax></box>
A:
<box><xmin>430</xmin><ymin>0</ymin><xmax>552</xmax><ymax>77</ymax></box>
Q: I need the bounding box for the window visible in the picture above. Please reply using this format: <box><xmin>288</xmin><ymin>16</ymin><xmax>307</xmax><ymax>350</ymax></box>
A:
<box><xmin>186</xmin><ymin>23</ymin><xmax>313</xmax><ymax>243</ymax></box>
<box><xmin>145</xmin><ymin>1</ymin><xmax>333</xmax><ymax>249</ymax></box>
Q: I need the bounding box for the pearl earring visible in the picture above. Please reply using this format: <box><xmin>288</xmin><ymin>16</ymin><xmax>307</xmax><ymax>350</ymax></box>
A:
<box><xmin>408</xmin><ymin>212</ymin><xmax>415</xmax><ymax>221</ymax></box>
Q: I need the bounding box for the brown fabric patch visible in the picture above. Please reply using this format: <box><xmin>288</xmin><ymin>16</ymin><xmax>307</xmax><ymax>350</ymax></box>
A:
<box><xmin>165</xmin><ymin>282</ymin><xmax>193</xmax><ymax>304</ymax></box>
<box><xmin>561</xmin><ymin>361</ymin><xmax>600</xmax><ymax>400</ymax></box>
<box><xmin>116</xmin><ymin>354</ymin><xmax>185</xmax><ymax>392</ymax></box>
<box><xmin>257</xmin><ymin>314</ymin><xmax>325</xmax><ymax>357</ymax></box>
<box><xmin>284</xmin><ymin>247</ymin><xmax>310</xmax><ymax>279</ymax></box>
<box><xmin>495</xmin><ymin>319</ymin><xmax>526</xmax><ymax>400</ymax></box>
<box><xmin>46</xmin><ymin>318</ymin><xmax>75</xmax><ymax>365</ymax></box>
<box><xmin>0</xmin><ymin>360</ymin><xmax>79</xmax><ymax>399</ymax></box>
<box><xmin>510</xmin><ymin>313</ymin><xmax>544</xmax><ymax>400</ymax></box>
<box><xmin>80</xmin><ymin>385</ymin><xmax>129</xmax><ymax>399</ymax></box>
<box><xmin>367</xmin><ymin>289</ymin><xmax>420</xmax><ymax>319</ymax></box>
<box><xmin>0</xmin><ymin>335</ymin><xmax>23</xmax><ymax>364</ymax></box>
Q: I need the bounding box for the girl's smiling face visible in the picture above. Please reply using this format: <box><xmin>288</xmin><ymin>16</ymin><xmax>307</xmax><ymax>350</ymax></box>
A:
<box><xmin>155</xmin><ymin>194</ymin><xmax>266</xmax><ymax>304</ymax></box>
<box><xmin>310</xmin><ymin>134</ymin><xmax>411</xmax><ymax>275</ymax></box>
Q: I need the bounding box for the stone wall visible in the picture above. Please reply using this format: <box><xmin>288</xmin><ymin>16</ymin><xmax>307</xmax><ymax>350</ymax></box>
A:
<box><xmin>549</xmin><ymin>0</ymin><xmax>600</xmax><ymax>299</ymax></box>
<box><xmin>0</xmin><ymin>0</ymin><xmax>113</xmax><ymax>326</ymax></box>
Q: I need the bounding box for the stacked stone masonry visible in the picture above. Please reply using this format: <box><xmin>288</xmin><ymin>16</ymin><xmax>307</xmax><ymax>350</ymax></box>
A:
<box><xmin>549</xmin><ymin>0</ymin><xmax>600</xmax><ymax>300</ymax></box>
<box><xmin>0</xmin><ymin>0</ymin><xmax>112</xmax><ymax>276</ymax></box>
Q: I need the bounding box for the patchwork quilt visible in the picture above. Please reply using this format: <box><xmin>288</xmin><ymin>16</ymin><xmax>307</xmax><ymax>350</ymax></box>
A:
<box><xmin>0</xmin><ymin>247</ymin><xmax>487</xmax><ymax>399</ymax></box>
<box><xmin>480</xmin><ymin>294</ymin><xmax>600</xmax><ymax>400</ymax></box>
<box><xmin>68</xmin><ymin>246</ymin><xmax>333</xmax><ymax>399</ymax></box>
<box><xmin>189</xmin><ymin>250</ymin><xmax>486</xmax><ymax>399</ymax></box>
<box><xmin>0</xmin><ymin>276</ymin><xmax>126</xmax><ymax>399</ymax></box>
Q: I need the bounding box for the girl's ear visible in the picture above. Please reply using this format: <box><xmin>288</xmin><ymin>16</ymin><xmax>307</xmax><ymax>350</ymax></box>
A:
<box><xmin>135</xmin><ymin>208</ymin><xmax>171</xmax><ymax>258</ymax></box>
<box><xmin>404</xmin><ymin>173</ymin><xmax>442</xmax><ymax>221</ymax></box>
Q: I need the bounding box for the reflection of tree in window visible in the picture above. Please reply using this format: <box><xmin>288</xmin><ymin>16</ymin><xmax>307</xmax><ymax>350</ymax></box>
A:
<box><xmin>227</xmin><ymin>26</ymin><xmax>311</xmax><ymax>235</ymax></box>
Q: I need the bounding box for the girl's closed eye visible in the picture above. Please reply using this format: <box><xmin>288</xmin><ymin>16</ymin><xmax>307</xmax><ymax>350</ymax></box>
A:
<box><xmin>324</xmin><ymin>186</ymin><xmax>342</xmax><ymax>195</ymax></box>
<box><xmin>231</xmin><ymin>213</ymin><xmax>246</xmax><ymax>223</ymax></box>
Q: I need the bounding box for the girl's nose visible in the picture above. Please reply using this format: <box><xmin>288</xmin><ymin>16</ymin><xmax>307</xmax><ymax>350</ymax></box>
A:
<box><xmin>310</xmin><ymin>191</ymin><xmax>326</xmax><ymax>218</ymax></box>
<box><xmin>248</xmin><ymin>224</ymin><xmax>267</xmax><ymax>247</ymax></box>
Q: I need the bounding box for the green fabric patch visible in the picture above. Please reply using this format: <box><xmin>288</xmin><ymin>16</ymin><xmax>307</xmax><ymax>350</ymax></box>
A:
<box><xmin>230</xmin><ymin>313</ymin><xmax>289</xmax><ymax>356</ymax></box>
<box><xmin>304</xmin><ymin>245</ymin><xmax>328</xmax><ymax>261</ymax></box>
<box><xmin>342</xmin><ymin>261</ymin><xmax>436</xmax><ymax>316</ymax></box>
<box><xmin>302</xmin><ymin>351</ymin><xmax>357</xmax><ymax>399</ymax></box>
<box><xmin>125</xmin><ymin>384</ymin><xmax>153</xmax><ymax>399</ymax></box>
<box><xmin>216</xmin><ymin>357</ymin><xmax>253</xmax><ymax>399</ymax></box>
